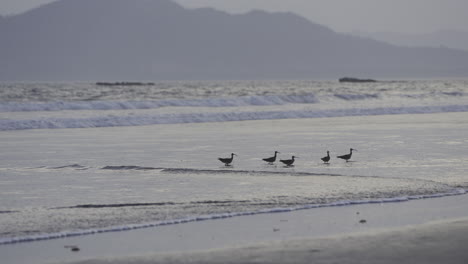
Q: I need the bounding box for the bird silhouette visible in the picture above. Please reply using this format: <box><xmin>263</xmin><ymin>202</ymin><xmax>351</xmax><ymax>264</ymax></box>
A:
<box><xmin>263</xmin><ymin>151</ymin><xmax>280</xmax><ymax>164</ymax></box>
<box><xmin>321</xmin><ymin>151</ymin><xmax>330</xmax><ymax>163</ymax></box>
<box><xmin>280</xmin><ymin>156</ymin><xmax>296</xmax><ymax>166</ymax></box>
<box><xmin>218</xmin><ymin>153</ymin><xmax>237</xmax><ymax>166</ymax></box>
<box><xmin>337</xmin><ymin>148</ymin><xmax>356</xmax><ymax>162</ymax></box>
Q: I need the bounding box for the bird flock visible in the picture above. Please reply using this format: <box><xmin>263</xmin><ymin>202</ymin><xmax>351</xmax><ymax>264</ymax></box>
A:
<box><xmin>218</xmin><ymin>148</ymin><xmax>357</xmax><ymax>166</ymax></box>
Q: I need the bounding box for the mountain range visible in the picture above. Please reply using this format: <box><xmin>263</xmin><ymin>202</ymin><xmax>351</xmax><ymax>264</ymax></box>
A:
<box><xmin>1</xmin><ymin>0</ymin><xmax>468</xmax><ymax>81</ymax></box>
<box><xmin>353</xmin><ymin>30</ymin><xmax>468</xmax><ymax>52</ymax></box>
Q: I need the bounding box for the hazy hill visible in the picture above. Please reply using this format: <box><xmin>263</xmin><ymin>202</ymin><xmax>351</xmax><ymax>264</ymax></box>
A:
<box><xmin>353</xmin><ymin>30</ymin><xmax>468</xmax><ymax>52</ymax></box>
<box><xmin>1</xmin><ymin>0</ymin><xmax>468</xmax><ymax>81</ymax></box>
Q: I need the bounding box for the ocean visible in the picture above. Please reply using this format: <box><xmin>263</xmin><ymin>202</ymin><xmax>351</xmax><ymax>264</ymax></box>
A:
<box><xmin>1</xmin><ymin>80</ymin><xmax>467</xmax><ymax>244</ymax></box>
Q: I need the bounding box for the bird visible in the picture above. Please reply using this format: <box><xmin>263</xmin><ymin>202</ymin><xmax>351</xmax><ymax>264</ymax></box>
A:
<box><xmin>280</xmin><ymin>156</ymin><xmax>296</xmax><ymax>166</ymax></box>
<box><xmin>263</xmin><ymin>151</ymin><xmax>280</xmax><ymax>164</ymax></box>
<box><xmin>218</xmin><ymin>153</ymin><xmax>237</xmax><ymax>166</ymax></box>
<box><xmin>321</xmin><ymin>151</ymin><xmax>330</xmax><ymax>163</ymax></box>
<box><xmin>337</xmin><ymin>148</ymin><xmax>357</xmax><ymax>162</ymax></box>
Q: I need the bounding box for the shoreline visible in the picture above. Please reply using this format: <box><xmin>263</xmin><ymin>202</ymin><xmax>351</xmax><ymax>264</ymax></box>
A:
<box><xmin>1</xmin><ymin>187</ymin><xmax>464</xmax><ymax>246</ymax></box>
<box><xmin>2</xmin><ymin>193</ymin><xmax>468</xmax><ymax>264</ymax></box>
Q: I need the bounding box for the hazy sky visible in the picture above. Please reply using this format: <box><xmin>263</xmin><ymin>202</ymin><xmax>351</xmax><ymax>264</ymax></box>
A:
<box><xmin>1</xmin><ymin>0</ymin><xmax>468</xmax><ymax>33</ymax></box>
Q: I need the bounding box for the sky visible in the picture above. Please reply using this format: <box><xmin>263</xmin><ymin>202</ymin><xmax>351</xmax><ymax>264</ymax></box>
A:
<box><xmin>1</xmin><ymin>0</ymin><xmax>468</xmax><ymax>34</ymax></box>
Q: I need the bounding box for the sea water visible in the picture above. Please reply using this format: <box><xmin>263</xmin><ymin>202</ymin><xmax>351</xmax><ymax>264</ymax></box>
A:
<box><xmin>0</xmin><ymin>80</ymin><xmax>467</xmax><ymax>244</ymax></box>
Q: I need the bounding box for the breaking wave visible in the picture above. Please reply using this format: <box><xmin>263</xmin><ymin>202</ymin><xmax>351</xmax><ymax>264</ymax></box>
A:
<box><xmin>2</xmin><ymin>104</ymin><xmax>468</xmax><ymax>131</ymax></box>
<box><xmin>0</xmin><ymin>94</ymin><xmax>318</xmax><ymax>112</ymax></box>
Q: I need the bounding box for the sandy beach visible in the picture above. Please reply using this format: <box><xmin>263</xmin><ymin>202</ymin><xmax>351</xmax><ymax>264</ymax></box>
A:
<box><xmin>2</xmin><ymin>192</ymin><xmax>468</xmax><ymax>264</ymax></box>
<box><xmin>1</xmin><ymin>80</ymin><xmax>467</xmax><ymax>264</ymax></box>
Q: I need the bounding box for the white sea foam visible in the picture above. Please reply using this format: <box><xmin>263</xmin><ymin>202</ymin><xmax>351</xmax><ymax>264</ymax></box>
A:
<box><xmin>1</xmin><ymin>104</ymin><xmax>468</xmax><ymax>131</ymax></box>
<box><xmin>0</xmin><ymin>94</ymin><xmax>318</xmax><ymax>112</ymax></box>
<box><xmin>0</xmin><ymin>188</ymin><xmax>464</xmax><ymax>245</ymax></box>
<box><xmin>1</xmin><ymin>91</ymin><xmax>466</xmax><ymax>113</ymax></box>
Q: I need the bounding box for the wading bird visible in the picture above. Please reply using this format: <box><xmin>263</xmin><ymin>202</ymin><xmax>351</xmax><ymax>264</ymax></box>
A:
<box><xmin>321</xmin><ymin>151</ymin><xmax>331</xmax><ymax>163</ymax></box>
<box><xmin>337</xmin><ymin>148</ymin><xmax>356</xmax><ymax>162</ymax></box>
<box><xmin>263</xmin><ymin>151</ymin><xmax>280</xmax><ymax>164</ymax></box>
<box><xmin>280</xmin><ymin>156</ymin><xmax>296</xmax><ymax>166</ymax></box>
<box><xmin>218</xmin><ymin>153</ymin><xmax>237</xmax><ymax>166</ymax></box>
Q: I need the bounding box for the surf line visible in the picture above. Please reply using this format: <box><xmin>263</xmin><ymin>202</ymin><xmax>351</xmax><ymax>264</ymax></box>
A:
<box><xmin>1</xmin><ymin>188</ymin><xmax>465</xmax><ymax>246</ymax></box>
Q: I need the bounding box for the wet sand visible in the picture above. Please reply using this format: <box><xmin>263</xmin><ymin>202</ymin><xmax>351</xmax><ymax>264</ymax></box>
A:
<box><xmin>90</xmin><ymin>217</ymin><xmax>468</xmax><ymax>264</ymax></box>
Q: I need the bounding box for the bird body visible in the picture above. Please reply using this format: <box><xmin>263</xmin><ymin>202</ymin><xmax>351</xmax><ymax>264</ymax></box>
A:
<box><xmin>321</xmin><ymin>151</ymin><xmax>330</xmax><ymax>163</ymax></box>
<box><xmin>280</xmin><ymin>156</ymin><xmax>296</xmax><ymax>166</ymax></box>
<box><xmin>218</xmin><ymin>153</ymin><xmax>236</xmax><ymax>166</ymax></box>
<box><xmin>263</xmin><ymin>151</ymin><xmax>280</xmax><ymax>164</ymax></box>
<box><xmin>337</xmin><ymin>148</ymin><xmax>356</xmax><ymax>162</ymax></box>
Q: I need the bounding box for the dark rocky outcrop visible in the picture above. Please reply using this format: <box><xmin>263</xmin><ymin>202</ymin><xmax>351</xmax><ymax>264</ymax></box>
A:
<box><xmin>339</xmin><ymin>77</ymin><xmax>377</xmax><ymax>83</ymax></box>
<box><xmin>96</xmin><ymin>82</ymin><xmax>155</xmax><ymax>86</ymax></box>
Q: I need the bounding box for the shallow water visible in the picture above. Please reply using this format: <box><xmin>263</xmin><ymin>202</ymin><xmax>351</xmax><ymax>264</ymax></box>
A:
<box><xmin>1</xmin><ymin>113</ymin><xmax>467</xmax><ymax>244</ymax></box>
